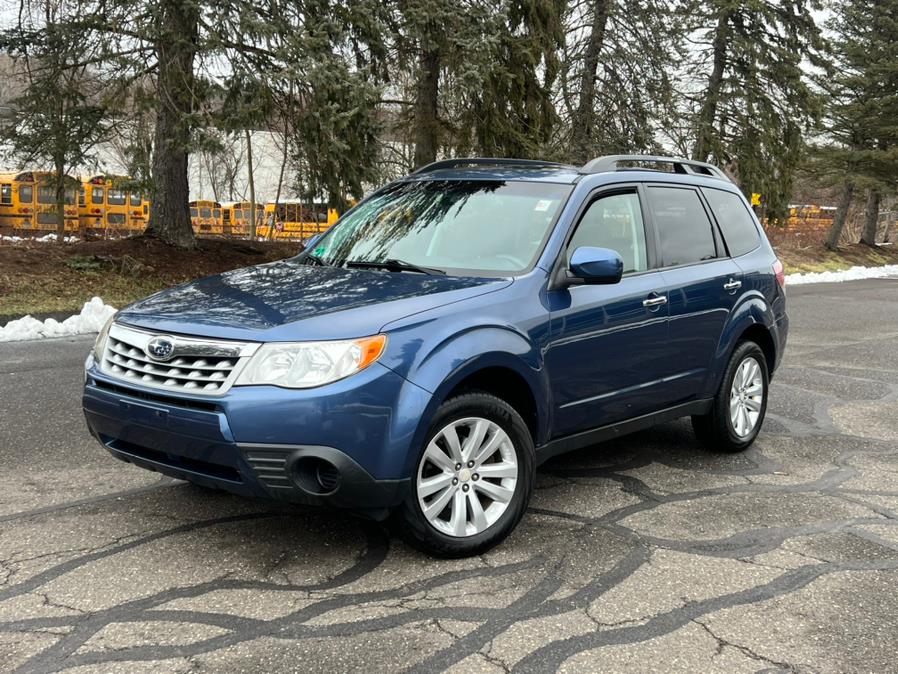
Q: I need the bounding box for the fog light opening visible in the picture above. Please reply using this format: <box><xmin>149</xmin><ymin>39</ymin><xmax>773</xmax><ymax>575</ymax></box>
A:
<box><xmin>293</xmin><ymin>456</ymin><xmax>341</xmax><ymax>495</ymax></box>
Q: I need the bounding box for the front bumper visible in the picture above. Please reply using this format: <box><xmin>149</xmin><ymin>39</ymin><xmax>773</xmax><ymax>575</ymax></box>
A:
<box><xmin>82</xmin><ymin>361</ymin><xmax>420</xmax><ymax>513</ymax></box>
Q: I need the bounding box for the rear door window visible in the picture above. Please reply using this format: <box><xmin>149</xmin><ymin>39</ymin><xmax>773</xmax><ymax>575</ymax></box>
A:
<box><xmin>702</xmin><ymin>188</ymin><xmax>761</xmax><ymax>257</ymax></box>
<box><xmin>647</xmin><ymin>186</ymin><xmax>717</xmax><ymax>267</ymax></box>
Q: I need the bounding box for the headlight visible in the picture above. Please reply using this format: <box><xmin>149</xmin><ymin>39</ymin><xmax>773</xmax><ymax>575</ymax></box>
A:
<box><xmin>93</xmin><ymin>314</ymin><xmax>115</xmax><ymax>359</ymax></box>
<box><xmin>235</xmin><ymin>335</ymin><xmax>387</xmax><ymax>389</ymax></box>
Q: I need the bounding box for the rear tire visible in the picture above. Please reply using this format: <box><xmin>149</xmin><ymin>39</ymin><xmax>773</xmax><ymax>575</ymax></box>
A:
<box><xmin>692</xmin><ymin>341</ymin><xmax>769</xmax><ymax>453</ymax></box>
<box><xmin>396</xmin><ymin>392</ymin><xmax>534</xmax><ymax>558</ymax></box>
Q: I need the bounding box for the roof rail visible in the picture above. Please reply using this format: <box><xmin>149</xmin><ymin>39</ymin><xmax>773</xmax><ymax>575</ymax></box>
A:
<box><xmin>579</xmin><ymin>155</ymin><xmax>731</xmax><ymax>182</ymax></box>
<box><xmin>412</xmin><ymin>157</ymin><xmax>576</xmax><ymax>175</ymax></box>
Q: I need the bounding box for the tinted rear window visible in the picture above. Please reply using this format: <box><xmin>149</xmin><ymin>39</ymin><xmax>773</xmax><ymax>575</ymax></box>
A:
<box><xmin>703</xmin><ymin>188</ymin><xmax>761</xmax><ymax>257</ymax></box>
<box><xmin>647</xmin><ymin>186</ymin><xmax>717</xmax><ymax>266</ymax></box>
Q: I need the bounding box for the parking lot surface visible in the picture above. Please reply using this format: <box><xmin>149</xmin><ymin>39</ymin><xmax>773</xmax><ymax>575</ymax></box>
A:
<box><xmin>1</xmin><ymin>278</ymin><xmax>897</xmax><ymax>673</ymax></box>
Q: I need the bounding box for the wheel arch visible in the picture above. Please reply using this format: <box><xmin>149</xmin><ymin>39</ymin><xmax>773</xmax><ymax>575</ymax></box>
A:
<box><xmin>402</xmin><ymin>341</ymin><xmax>549</xmax><ymax>478</ymax></box>
<box><xmin>736</xmin><ymin>323</ymin><xmax>776</xmax><ymax>375</ymax></box>
<box><xmin>709</xmin><ymin>294</ymin><xmax>778</xmax><ymax>396</ymax></box>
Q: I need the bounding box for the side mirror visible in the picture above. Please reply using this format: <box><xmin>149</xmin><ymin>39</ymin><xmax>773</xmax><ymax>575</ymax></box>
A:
<box><xmin>568</xmin><ymin>246</ymin><xmax>623</xmax><ymax>285</ymax></box>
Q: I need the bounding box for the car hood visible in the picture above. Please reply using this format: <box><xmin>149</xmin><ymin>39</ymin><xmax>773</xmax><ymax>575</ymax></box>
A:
<box><xmin>116</xmin><ymin>259</ymin><xmax>511</xmax><ymax>342</ymax></box>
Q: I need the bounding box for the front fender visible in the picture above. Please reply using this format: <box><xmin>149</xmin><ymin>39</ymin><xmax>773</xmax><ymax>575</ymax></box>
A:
<box><xmin>385</xmin><ymin>323</ymin><xmax>549</xmax><ymax>477</ymax></box>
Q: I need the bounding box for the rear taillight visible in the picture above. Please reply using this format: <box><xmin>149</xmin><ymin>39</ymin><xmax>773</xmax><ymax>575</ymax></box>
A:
<box><xmin>773</xmin><ymin>259</ymin><xmax>785</xmax><ymax>288</ymax></box>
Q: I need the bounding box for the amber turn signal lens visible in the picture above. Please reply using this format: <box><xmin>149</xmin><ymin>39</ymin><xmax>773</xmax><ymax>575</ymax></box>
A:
<box><xmin>355</xmin><ymin>334</ymin><xmax>387</xmax><ymax>370</ymax></box>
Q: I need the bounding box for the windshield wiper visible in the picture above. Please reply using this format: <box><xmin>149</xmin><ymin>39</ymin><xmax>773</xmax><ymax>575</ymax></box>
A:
<box><xmin>301</xmin><ymin>252</ymin><xmax>328</xmax><ymax>266</ymax></box>
<box><xmin>345</xmin><ymin>258</ymin><xmax>446</xmax><ymax>275</ymax></box>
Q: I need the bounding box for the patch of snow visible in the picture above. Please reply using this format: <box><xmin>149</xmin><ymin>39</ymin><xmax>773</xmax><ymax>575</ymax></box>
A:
<box><xmin>0</xmin><ymin>297</ymin><xmax>116</xmax><ymax>343</ymax></box>
<box><xmin>0</xmin><ymin>233</ymin><xmax>79</xmax><ymax>244</ymax></box>
<box><xmin>787</xmin><ymin>264</ymin><xmax>898</xmax><ymax>286</ymax></box>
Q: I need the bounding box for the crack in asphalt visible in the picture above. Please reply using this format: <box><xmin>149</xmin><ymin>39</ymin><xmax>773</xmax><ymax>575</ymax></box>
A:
<box><xmin>692</xmin><ymin>618</ymin><xmax>799</xmax><ymax>671</ymax></box>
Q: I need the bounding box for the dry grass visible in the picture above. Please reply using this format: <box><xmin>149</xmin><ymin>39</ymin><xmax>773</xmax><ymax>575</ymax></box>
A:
<box><xmin>774</xmin><ymin>241</ymin><xmax>898</xmax><ymax>274</ymax></box>
<box><xmin>0</xmin><ymin>236</ymin><xmax>298</xmax><ymax>317</ymax></box>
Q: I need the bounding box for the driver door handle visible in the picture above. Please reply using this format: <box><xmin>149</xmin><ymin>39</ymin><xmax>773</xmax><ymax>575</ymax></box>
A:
<box><xmin>642</xmin><ymin>294</ymin><xmax>668</xmax><ymax>308</ymax></box>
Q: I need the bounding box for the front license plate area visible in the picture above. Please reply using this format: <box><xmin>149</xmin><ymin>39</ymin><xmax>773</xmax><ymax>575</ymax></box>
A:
<box><xmin>119</xmin><ymin>400</ymin><xmax>169</xmax><ymax>427</ymax></box>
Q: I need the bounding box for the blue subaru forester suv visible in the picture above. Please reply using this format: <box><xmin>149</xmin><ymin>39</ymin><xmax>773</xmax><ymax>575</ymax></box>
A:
<box><xmin>83</xmin><ymin>155</ymin><xmax>788</xmax><ymax>557</ymax></box>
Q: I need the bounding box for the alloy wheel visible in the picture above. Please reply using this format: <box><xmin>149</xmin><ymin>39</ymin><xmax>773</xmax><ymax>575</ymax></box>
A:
<box><xmin>416</xmin><ymin>417</ymin><xmax>519</xmax><ymax>538</ymax></box>
<box><xmin>729</xmin><ymin>356</ymin><xmax>764</xmax><ymax>437</ymax></box>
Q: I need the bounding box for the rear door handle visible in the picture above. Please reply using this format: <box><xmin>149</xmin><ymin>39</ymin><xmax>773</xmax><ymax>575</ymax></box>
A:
<box><xmin>642</xmin><ymin>294</ymin><xmax>668</xmax><ymax>308</ymax></box>
<box><xmin>723</xmin><ymin>279</ymin><xmax>742</xmax><ymax>291</ymax></box>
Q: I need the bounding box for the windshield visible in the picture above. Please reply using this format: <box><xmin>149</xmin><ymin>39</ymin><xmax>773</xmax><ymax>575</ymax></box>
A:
<box><xmin>307</xmin><ymin>180</ymin><xmax>572</xmax><ymax>276</ymax></box>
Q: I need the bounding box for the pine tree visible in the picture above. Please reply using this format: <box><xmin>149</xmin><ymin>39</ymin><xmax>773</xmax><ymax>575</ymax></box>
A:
<box><xmin>391</xmin><ymin>0</ymin><xmax>566</xmax><ymax>167</ymax></box>
<box><xmin>59</xmin><ymin>0</ymin><xmax>391</xmax><ymax>247</ymax></box>
<box><xmin>817</xmin><ymin>0</ymin><xmax>898</xmax><ymax>249</ymax></box>
<box><xmin>561</xmin><ymin>0</ymin><xmax>683</xmax><ymax>164</ymax></box>
<box><xmin>464</xmin><ymin>0</ymin><xmax>567</xmax><ymax>159</ymax></box>
<box><xmin>391</xmin><ymin>0</ymin><xmax>497</xmax><ymax>167</ymax></box>
<box><xmin>685</xmin><ymin>0</ymin><xmax>825</xmax><ymax>221</ymax></box>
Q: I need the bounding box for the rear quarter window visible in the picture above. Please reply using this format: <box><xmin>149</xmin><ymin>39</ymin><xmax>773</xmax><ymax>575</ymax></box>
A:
<box><xmin>702</xmin><ymin>188</ymin><xmax>761</xmax><ymax>257</ymax></box>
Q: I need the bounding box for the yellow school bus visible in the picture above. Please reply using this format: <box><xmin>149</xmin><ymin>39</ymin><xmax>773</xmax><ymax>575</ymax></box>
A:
<box><xmin>128</xmin><ymin>190</ymin><xmax>149</xmax><ymax>232</ymax></box>
<box><xmin>258</xmin><ymin>200</ymin><xmax>340</xmax><ymax>240</ymax></box>
<box><xmin>222</xmin><ymin>201</ymin><xmax>264</xmax><ymax>236</ymax></box>
<box><xmin>79</xmin><ymin>175</ymin><xmax>146</xmax><ymax>234</ymax></box>
<box><xmin>0</xmin><ymin>171</ymin><xmax>78</xmax><ymax>233</ymax></box>
<box><xmin>189</xmin><ymin>200</ymin><xmax>223</xmax><ymax>235</ymax></box>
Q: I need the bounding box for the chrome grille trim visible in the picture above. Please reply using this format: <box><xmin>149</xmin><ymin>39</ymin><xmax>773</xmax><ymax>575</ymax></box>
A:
<box><xmin>100</xmin><ymin>323</ymin><xmax>260</xmax><ymax>396</ymax></box>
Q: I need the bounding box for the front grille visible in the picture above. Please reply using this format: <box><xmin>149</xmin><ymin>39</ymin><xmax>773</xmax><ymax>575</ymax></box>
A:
<box><xmin>101</xmin><ymin>324</ymin><xmax>258</xmax><ymax>396</ymax></box>
<box><xmin>106</xmin><ymin>335</ymin><xmax>235</xmax><ymax>392</ymax></box>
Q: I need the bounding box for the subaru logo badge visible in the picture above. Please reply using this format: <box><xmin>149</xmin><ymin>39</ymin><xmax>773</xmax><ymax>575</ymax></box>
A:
<box><xmin>146</xmin><ymin>336</ymin><xmax>175</xmax><ymax>361</ymax></box>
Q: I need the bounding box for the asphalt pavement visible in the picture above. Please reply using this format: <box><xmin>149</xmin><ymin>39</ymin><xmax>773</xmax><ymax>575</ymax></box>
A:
<box><xmin>1</xmin><ymin>279</ymin><xmax>897</xmax><ymax>673</ymax></box>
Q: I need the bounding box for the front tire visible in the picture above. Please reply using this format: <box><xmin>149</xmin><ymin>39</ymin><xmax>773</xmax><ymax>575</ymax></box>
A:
<box><xmin>692</xmin><ymin>341</ymin><xmax>769</xmax><ymax>453</ymax></box>
<box><xmin>396</xmin><ymin>392</ymin><xmax>534</xmax><ymax>557</ymax></box>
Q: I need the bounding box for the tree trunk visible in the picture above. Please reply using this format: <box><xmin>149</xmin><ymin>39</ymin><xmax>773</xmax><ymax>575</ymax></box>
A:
<box><xmin>245</xmin><ymin>128</ymin><xmax>256</xmax><ymax>240</ymax></box>
<box><xmin>146</xmin><ymin>0</ymin><xmax>199</xmax><ymax>248</ymax></box>
<box><xmin>54</xmin><ymin>160</ymin><xmax>66</xmax><ymax>244</ymax></box>
<box><xmin>692</xmin><ymin>12</ymin><xmax>730</xmax><ymax>162</ymax></box>
<box><xmin>825</xmin><ymin>180</ymin><xmax>854</xmax><ymax>251</ymax></box>
<box><xmin>413</xmin><ymin>46</ymin><xmax>440</xmax><ymax>168</ymax></box>
<box><xmin>269</xmin><ymin>124</ymin><xmax>289</xmax><ymax>242</ymax></box>
<box><xmin>882</xmin><ymin>210</ymin><xmax>894</xmax><ymax>244</ymax></box>
<box><xmin>570</xmin><ymin>0</ymin><xmax>613</xmax><ymax>165</ymax></box>
<box><xmin>860</xmin><ymin>188</ymin><xmax>880</xmax><ymax>246</ymax></box>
